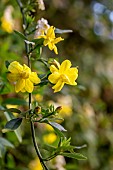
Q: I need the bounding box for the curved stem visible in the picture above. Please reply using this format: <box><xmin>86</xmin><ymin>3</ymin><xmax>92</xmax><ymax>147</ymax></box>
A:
<box><xmin>16</xmin><ymin>0</ymin><xmax>49</xmax><ymax>169</ymax></box>
<box><xmin>30</xmin><ymin>121</ymin><xmax>49</xmax><ymax>170</ymax></box>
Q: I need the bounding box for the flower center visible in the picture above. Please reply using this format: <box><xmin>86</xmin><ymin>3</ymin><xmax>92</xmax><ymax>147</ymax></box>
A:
<box><xmin>60</xmin><ymin>74</ymin><xmax>69</xmax><ymax>82</ymax></box>
<box><xmin>21</xmin><ymin>71</ymin><xmax>29</xmax><ymax>79</ymax></box>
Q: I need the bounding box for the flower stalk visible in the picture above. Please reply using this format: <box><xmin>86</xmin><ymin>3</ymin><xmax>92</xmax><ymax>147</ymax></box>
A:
<box><xmin>16</xmin><ymin>0</ymin><xmax>49</xmax><ymax>169</ymax></box>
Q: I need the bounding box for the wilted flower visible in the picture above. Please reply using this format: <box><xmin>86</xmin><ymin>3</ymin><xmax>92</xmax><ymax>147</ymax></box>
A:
<box><xmin>7</xmin><ymin>61</ymin><xmax>41</xmax><ymax>93</ymax></box>
<box><xmin>37</xmin><ymin>0</ymin><xmax>45</xmax><ymax>10</ymax></box>
<box><xmin>38</xmin><ymin>26</ymin><xmax>64</xmax><ymax>54</ymax></box>
<box><xmin>34</xmin><ymin>18</ymin><xmax>50</xmax><ymax>38</ymax></box>
<box><xmin>1</xmin><ymin>6</ymin><xmax>14</xmax><ymax>33</ymax></box>
<box><xmin>48</xmin><ymin>59</ymin><xmax>78</xmax><ymax>92</ymax></box>
<box><xmin>55</xmin><ymin>155</ymin><xmax>66</xmax><ymax>170</ymax></box>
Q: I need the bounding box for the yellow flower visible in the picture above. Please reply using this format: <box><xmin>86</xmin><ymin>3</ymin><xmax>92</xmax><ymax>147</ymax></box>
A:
<box><xmin>34</xmin><ymin>94</ymin><xmax>43</xmax><ymax>102</ymax></box>
<box><xmin>38</xmin><ymin>26</ymin><xmax>64</xmax><ymax>54</ymax></box>
<box><xmin>43</xmin><ymin>133</ymin><xmax>57</xmax><ymax>144</ymax></box>
<box><xmin>1</xmin><ymin>6</ymin><xmax>14</xmax><ymax>33</ymax></box>
<box><xmin>44</xmin><ymin>124</ymin><xmax>54</xmax><ymax>131</ymax></box>
<box><xmin>29</xmin><ymin>158</ymin><xmax>43</xmax><ymax>170</ymax></box>
<box><xmin>7</xmin><ymin>61</ymin><xmax>41</xmax><ymax>93</ymax></box>
<box><xmin>48</xmin><ymin>60</ymin><xmax>78</xmax><ymax>93</ymax></box>
<box><xmin>59</xmin><ymin>105</ymin><xmax>72</xmax><ymax>117</ymax></box>
<box><xmin>37</xmin><ymin>0</ymin><xmax>45</xmax><ymax>10</ymax></box>
<box><xmin>1</xmin><ymin>17</ymin><xmax>14</xmax><ymax>33</ymax></box>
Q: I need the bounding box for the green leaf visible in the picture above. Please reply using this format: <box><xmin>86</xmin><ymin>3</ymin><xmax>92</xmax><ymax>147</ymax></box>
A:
<box><xmin>58</xmin><ymin>145</ymin><xmax>75</xmax><ymax>152</ymax></box>
<box><xmin>5</xmin><ymin>108</ymin><xmax>21</xmax><ymax>114</ymax></box>
<box><xmin>0</xmin><ymin>143</ymin><xmax>5</xmax><ymax>158</ymax></box>
<box><xmin>0</xmin><ymin>137</ymin><xmax>14</xmax><ymax>148</ymax></box>
<box><xmin>49</xmin><ymin>122</ymin><xmax>67</xmax><ymax>132</ymax></box>
<box><xmin>53</xmin><ymin>127</ymin><xmax>65</xmax><ymax>138</ymax></box>
<box><xmin>32</xmin><ymin>38</ymin><xmax>44</xmax><ymax>45</ymax></box>
<box><xmin>36</xmin><ymin>46</ymin><xmax>42</xmax><ymax>58</ymax></box>
<box><xmin>60</xmin><ymin>152</ymin><xmax>87</xmax><ymax>160</ymax></box>
<box><xmin>5</xmin><ymin>60</ymin><xmax>10</xmax><ymax>69</ymax></box>
<box><xmin>42</xmin><ymin>144</ymin><xmax>56</xmax><ymax>152</ymax></box>
<box><xmin>2</xmin><ymin>98</ymin><xmax>27</xmax><ymax>106</ymax></box>
<box><xmin>14</xmin><ymin>30</ymin><xmax>27</xmax><ymax>40</ymax></box>
<box><xmin>38</xmin><ymin>79</ymin><xmax>49</xmax><ymax>86</ymax></box>
<box><xmin>4</xmin><ymin>111</ymin><xmax>22</xmax><ymax>143</ymax></box>
<box><xmin>4</xmin><ymin>118</ymin><xmax>22</xmax><ymax>130</ymax></box>
<box><xmin>55</xmin><ymin>28</ymin><xmax>73</xmax><ymax>34</ymax></box>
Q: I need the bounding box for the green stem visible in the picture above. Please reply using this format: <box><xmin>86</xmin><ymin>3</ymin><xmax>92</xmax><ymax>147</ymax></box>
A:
<box><xmin>16</xmin><ymin>0</ymin><xmax>49</xmax><ymax>169</ymax></box>
<box><xmin>43</xmin><ymin>153</ymin><xmax>58</xmax><ymax>161</ymax></box>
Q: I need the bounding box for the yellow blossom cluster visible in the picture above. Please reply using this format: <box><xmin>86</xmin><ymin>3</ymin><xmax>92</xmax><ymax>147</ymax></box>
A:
<box><xmin>7</xmin><ymin>23</ymin><xmax>78</xmax><ymax>94</ymax></box>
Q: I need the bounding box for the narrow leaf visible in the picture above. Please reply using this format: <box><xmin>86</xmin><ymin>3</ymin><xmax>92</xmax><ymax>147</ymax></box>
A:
<box><xmin>0</xmin><ymin>143</ymin><xmax>5</xmax><ymax>158</ymax></box>
<box><xmin>14</xmin><ymin>30</ymin><xmax>27</xmax><ymax>40</ymax></box>
<box><xmin>4</xmin><ymin>118</ymin><xmax>22</xmax><ymax>130</ymax></box>
<box><xmin>55</xmin><ymin>28</ymin><xmax>73</xmax><ymax>34</ymax></box>
<box><xmin>49</xmin><ymin>122</ymin><xmax>67</xmax><ymax>132</ymax></box>
<box><xmin>5</xmin><ymin>108</ymin><xmax>21</xmax><ymax>114</ymax></box>
<box><xmin>2</xmin><ymin>98</ymin><xmax>27</xmax><ymax>106</ymax></box>
<box><xmin>60</xmin><ymin>152</ymin><xmax>87</xmax><ymax>160</ymax></box>
<box><xmin>32</xmin><ymin>38</ymin><xmax>44</xmax><ymax>44</ymax></box>
<box><xmin>52</xmin><ymin>125</ymin><xmax>65</xmax><ymax>138</ymax></box>
<box><xmin>42</xmin><ymin>144</ymin><xmax>56</xmax><ymax>152</ymax></box>
<box><xmin>0</xmin><ymin>137</ymin><xmax>14</xmax><ymax>148</ymax></box>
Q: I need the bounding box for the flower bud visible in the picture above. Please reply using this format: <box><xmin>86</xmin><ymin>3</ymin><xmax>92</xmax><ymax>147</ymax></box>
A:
<box><xmin>51</xmin><ymin>59</ymin><xmax>60</xmax><ymax>69</ymax></box>
<box><xmin>34</xmin><ymin>106</ymin><xmax>41</xmax><ymax>114</ymax></box>
<box><xmin>55</xmin><ymin>106</ymin><xmax>62</xmax><ymax>113</ymax></box>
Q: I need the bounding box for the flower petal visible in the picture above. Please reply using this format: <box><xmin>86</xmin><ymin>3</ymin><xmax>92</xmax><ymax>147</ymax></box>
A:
<box><xmin>59</xmin><ymin>60</ymin><xmax>71</xmax><ymax>73</ymax></box>
<box><xmin>53</xmin><ymin>45</ymin><xmax>58</xmax><ymax>54</ymax></box>
<box><xmin>44</xmin><ymin>39</ymin><xmax>49</xmax><ymax>46</ymax></box>
<box><xmin>66</xmin><ymin>68</ymin><xmax>78</xmax><ymax>85</ymax></box>
<box><xmin>52</xmin><ymin>79</ymin><xmax>64</xmax><ymax>93</ymax></box>
<box><xmin>7</xmin><ymin>73</ymin><xmax>19</xmax><ymax>82</ymax></box>
<box><xmin>29</xmin><ymin>72</ymin><xmax>41</xmax><ymax>84</ymax></box>
<box><xmin>8</xmin><ymin>61</ymin><xmax>23</xmax><ymax>73</ymax></box>
<box><xmin>50</xmin><ymin>65</ymin><xmax>59</xmax><ymax>73</ymax></box>
<box><xmin>38</xmin><ymin>35</ymin><xmax>46</xmax><ymax>40</ymax></box>
<box><xmin>48</xmin><ymin>72</ymin><xmax>60</xmax><ymax>84</ymax></box>
<box><xmin>25</xmin><ymin>79</ymin><xmax>34</xmax><ymax>93</ymax></box>
<box><xmin>23</xmin><ymin>64</ymin><xmax>31</xmax><ymax>74</ymax></box>
<box><xmin>47</xmin><ymin>26</ymin><xmax>55</xmax><ymax>38</ymax></box>
<box><xmin>53</xmin><ymin>37</ymin><xmax>64</xmax><ymax>44</ymax></box>
<box><xmin>53</xmin><ymin>60</ymin><xmax>60</xmax><ymax>69</ymax></box>
<box><xmin>21</xmin><ymin>88</ymin><xmax>26</xmax><ymax>92</ymax></box>
<box><xmin>15</xmin><ymin>79</ymin><xmax>25</xmax><ymax>93</ymax></box>
<box><xmin>48</xmin><ymin>42</ymin><xmax>54</xmax><ymax>50</ymax></box>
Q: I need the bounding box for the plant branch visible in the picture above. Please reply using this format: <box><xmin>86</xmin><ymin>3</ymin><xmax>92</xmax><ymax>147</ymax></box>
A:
<box><xmin>16</xmin><ymin>0</ymin><xmax>49</xmax><ymax>169</ymax></box>
<box><xmin>30</xmin><ymin>121</ymin><xmax>49</xmax><ymax>170</ymax></box>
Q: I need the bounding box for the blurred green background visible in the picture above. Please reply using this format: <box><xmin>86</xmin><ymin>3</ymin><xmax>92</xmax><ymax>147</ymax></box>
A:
<box><xmin>1</xmin><ymin>0</ymin><xmax>113</xmax><ymax>170</ymax></box>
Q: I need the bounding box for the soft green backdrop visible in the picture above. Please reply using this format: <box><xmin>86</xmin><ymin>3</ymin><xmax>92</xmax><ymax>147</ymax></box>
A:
<box><xmin>1</xmin><ymin>0</ymin><xmax>113</xmax><ymax>170</ymax></box>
